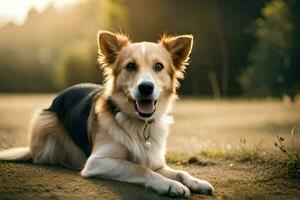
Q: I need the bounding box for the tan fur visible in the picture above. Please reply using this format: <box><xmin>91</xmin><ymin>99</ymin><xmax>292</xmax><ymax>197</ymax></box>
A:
<box><xmin>0</xmin><ymin>31</ymin><xmax>214</xmax><ymax>197</ymax></box>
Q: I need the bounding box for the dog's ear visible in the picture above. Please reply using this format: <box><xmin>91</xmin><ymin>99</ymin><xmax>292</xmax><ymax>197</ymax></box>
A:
<box><xmin>160</xmin><ymin>34</ymin><xmax>193</xmax><ymax>71</ymax></box>
<box><xmin>98</xmin><ymin>31</ymin><xmax>129</xmax><ymax>64</ymax></box>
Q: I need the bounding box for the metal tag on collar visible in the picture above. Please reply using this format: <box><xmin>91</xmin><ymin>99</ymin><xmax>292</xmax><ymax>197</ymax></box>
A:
<box><xmin>143</xmin><ymin>119</ymin><xmax>154</xmax><ymax>149</ymax></box>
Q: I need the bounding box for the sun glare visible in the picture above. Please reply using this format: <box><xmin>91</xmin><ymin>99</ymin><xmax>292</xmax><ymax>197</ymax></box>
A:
<box><xmin>0</xmin><ymin>0</ymin><xmax>85</xmax><ymax>26</ymax></box>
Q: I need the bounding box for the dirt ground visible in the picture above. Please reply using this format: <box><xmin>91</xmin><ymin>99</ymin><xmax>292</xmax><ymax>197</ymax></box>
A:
<box><xmin>0</xmin><ymin>94</ymin><xmax>299</xmax><ymax>200</ymax></box>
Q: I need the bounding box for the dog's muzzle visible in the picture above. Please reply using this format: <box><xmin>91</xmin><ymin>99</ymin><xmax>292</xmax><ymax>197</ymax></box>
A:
<box><xmin>134</xmin><ymin>99</ymin><xmax>157</xmax><ymax>118</ymax></box>
<box><xmin>131</xmin><ymin>81</ymin><xmax>158</xmax><ymax>118</ymax></box>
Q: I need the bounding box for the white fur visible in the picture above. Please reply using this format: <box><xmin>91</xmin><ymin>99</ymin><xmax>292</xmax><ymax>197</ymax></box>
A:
<box><xmin>81</xmin><ymin>148</ymin><xmax>190</xmax><ymax>197</ymax></box>
<box><xmin>157</xmin><ymin>166</ymin><xmax>214</xmax><ymax>194</ymax></box>
<box><xmin>81</xmin><ymin>108</ymin><xmax>213</xmax><ymax>196</ymax></box>
<box><xmin>81</xmin><ymin>139</ymin><xmax>191</xmax><ymax>197</ymax></box>
<box><xmin>91</xmin><ymin>111</ymin><xmax>171</xmax><ymax>169</ymax></box>
<box><xmin>141</xmin><ymin>42</ymin><xmax>146</xmax><ymax>57</ymax></box>
<box><xmin>0</xmin><ymin>147</ymin><xmax>31</xmax><ymax>161</ymax></box>
<box><xmin>112</xmin><ymin>112</ymin><xmax>169</xmax><ymax>169</ymax></box>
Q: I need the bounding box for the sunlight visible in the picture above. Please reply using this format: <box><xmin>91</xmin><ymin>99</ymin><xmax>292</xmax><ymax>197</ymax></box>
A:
<box><xmin>0</xmin><ymin>0</ymin><xmax>85</xmax><ymax>26</ymax></box>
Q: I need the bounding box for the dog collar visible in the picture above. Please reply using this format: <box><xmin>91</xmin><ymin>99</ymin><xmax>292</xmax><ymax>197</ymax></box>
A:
<box><xmin>143</xmin><ymin>119</ymin><xmax>154</xmax><ymax>149</ymax></box>
<box><xmin>106</xmin><ymin>97</ymin><xmax>155</xmax><ymax>149</ymax></box>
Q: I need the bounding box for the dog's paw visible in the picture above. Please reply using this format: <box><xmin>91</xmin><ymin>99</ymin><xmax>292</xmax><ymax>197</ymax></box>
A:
<box><xmin>164</xmin><ymin>180</ymin><xmax>191</xmax><ymax>198</ymax></box>
<box><xmin>180</xmin><ymin>172</ymin><xmax>214</xmax><ymax>195</ymax></box>
<box><xmin>149</xmin><ymin>179</ymin><xmax>190</xmax><ymax>198</ymax></box>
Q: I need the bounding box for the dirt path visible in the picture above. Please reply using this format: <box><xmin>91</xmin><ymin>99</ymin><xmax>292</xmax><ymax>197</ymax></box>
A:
<box><xmin>1</xmin><ymin>159</ymin><xmax>299</xmax><ymax>200</ymax></box>
<box><xmin>0</xmin><ymin>95</ymin><xmax>299</xmax><ymax>199</ymax></box>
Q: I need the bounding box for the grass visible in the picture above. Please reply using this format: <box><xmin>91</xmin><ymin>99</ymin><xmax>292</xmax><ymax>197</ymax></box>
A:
<box><xmin>199</xmin><ymin>148</ymin><xmax>265</xmax><ymax>162</ymax></box>
<box><xmin>166</xmin><ymin>148</ymin><xmax>266</xmax><ymax>166</ymax></box>
<box><xmin>167</xmin><ymin>132</ymin><xmax>300</xmax><ymax>180</ymax></box>
<box><xmin>166</xmin><ymin>138</ymin><xmax>268</xmax><ymax>165</ymax></box>
<box><xmin>166</xmin><ymin>151</ymin><xmax>216</xmax><ymax>166</ymax></box>
<box><xmin>274</xmin><ymin>127</ymin><xmax>300</xmax><ymax>179</ymax></box>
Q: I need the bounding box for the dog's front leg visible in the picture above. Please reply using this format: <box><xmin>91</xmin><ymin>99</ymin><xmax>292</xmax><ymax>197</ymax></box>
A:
<box><xmin>80</xmin><ymin>143</ymin><xmax>190</xmax><ymax>197</ymax></box>
<box><xmin>156</xmin><ymin>166</ymin><xmax>214</xmax><ymax>195</ymax></box>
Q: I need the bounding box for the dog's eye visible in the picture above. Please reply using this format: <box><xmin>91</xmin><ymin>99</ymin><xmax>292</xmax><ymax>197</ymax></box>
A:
<box><xmin>126</xmin><ymin>62</ymin><xmax>137</xmax><ymax>71</ymax></box>
<box><xmin>154</xmin><ymin>62</ymin><xmax>164</xmax><ymax>72</ymax></box>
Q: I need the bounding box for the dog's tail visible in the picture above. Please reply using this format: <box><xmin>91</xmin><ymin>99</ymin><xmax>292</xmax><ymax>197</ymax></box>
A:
<box><xmin>0</xmin><ymin>147</ymin><xmax>31</xmax><ymax>162</ymax></box>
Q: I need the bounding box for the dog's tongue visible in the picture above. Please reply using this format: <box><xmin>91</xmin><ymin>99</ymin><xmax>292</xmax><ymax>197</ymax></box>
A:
<box><xmin>136</xmin><ymin>100</ymin><xmax>155</xmax><ymax>114</ymax></box>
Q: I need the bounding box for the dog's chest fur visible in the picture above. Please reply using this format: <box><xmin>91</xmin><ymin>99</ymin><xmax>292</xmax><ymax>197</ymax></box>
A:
<box><xmin>98</xmin><ymin>112</ymin><xmax>172</xmax><ymax>170</ymax></box>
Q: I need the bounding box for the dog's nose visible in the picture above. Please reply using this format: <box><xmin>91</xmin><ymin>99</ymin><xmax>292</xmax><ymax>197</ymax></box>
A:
<box><xmin>138</xmin><ymin>81</ymin><xmax>154</xmax><ymax>96</ymax></box>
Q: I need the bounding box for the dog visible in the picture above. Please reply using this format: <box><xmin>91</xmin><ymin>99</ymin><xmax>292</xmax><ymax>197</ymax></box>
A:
<box><xmin>0</xmin><ymin>31</ymin><xmax>214</xmax><ymax>197</ymax></box>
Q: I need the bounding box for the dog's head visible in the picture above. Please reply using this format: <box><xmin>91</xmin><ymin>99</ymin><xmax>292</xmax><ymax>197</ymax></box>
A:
<box><xmin>98</xmin><ymin>31</ymin><xmax>193</xmax><ymax>120</ymax></box>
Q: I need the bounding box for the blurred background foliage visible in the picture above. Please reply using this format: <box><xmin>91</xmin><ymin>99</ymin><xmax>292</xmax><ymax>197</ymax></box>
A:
<box><xmin>0</xmin><ymin>0</ymin><xmax>299</xmax><ymax>98</ymax></box>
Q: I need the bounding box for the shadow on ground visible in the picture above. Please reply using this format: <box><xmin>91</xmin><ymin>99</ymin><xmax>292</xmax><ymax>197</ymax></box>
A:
<box><xmin>0</xmin><ymin>161</ymin><xmax>175</xmax><ymax>200</ymax></box>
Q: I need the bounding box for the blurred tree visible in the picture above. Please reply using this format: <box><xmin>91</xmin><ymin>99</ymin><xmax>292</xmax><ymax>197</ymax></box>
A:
<box><xmin>240</xmin><ymin>0</ymin><xmax>293</xmax><ymax>97</ymax></box>
<box><xmin>101</xmin><ymin>0</ymin><xmax>128</xmax><ymax>29</ymax></box>
<box><xmin>216</xmin><ymin>0</ymin><xmax>269</xmax><ymax>96</ymax></box>
<box><xmin>2</xmin><ymin>0</ymin><xmax>295</xmax><ymax>98</ymax></box>
<box><xmin>54</xmin><ymin>40</ymin><xmax>100</xmax><ymax>89</ymax></box>
<box><xmin>0</xmin><ymin>0</ymin><xmax>128</xmax><ymax>92</ymax></box>
<box><xmin>285</xmin><ymin>0</ymin><xmax>300</xmax><ymax>100</ymax></box>
<box><xmin>124</xmin><ymin>0</ymin><xmax>268</xmax><ymax>96</ymax></box>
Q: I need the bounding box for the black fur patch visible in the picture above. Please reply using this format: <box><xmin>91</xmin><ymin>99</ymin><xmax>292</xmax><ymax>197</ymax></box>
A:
<box><xmin>46</xmin><ymin>83</ymin><xmax>103</xmax><ymax>157</ymax></box>
<box><xmin>106</xmin><ymin>98</ymin><xmax>120</xmax><ymax>116</ymax></box>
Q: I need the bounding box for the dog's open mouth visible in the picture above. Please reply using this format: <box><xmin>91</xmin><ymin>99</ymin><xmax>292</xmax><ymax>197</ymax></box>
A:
<box><xmin>133</xmin><ymin>99</ymin><xmax>157</xmax><ymax>118</ymax></box>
